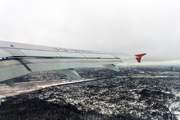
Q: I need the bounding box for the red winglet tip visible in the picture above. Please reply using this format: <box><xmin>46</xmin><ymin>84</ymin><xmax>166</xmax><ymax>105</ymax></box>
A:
<box><xmin>135</xmin><ymin>53</ymin><xmax>146</xmax><ymax>63</ymax></box>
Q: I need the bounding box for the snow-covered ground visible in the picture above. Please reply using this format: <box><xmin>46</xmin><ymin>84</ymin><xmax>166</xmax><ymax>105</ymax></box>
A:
<box><xmin>0</xmin><ymin>75</ymin><xmax>180</xmax><ymax>119</ymax></box>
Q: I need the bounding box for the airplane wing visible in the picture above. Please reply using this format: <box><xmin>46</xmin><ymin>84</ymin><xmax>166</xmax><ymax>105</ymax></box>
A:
<box><xmin>0</xmin><ymin>41</ymin><xmax>146</xmax><ymax>104</ymax></box>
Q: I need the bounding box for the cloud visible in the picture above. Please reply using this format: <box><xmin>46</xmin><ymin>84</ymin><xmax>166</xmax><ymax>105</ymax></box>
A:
<box><xmin>0</xmin><ymin>0</ymin><xmax>180</xmax><ymax>61</ymax></box>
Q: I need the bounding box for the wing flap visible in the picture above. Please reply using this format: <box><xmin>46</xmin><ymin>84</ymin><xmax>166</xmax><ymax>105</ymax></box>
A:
<box><xmin>0</xmin><ymin>60</ymin><xmax>30</xmax><ymax>82</ymax></box>
<box><xmin>24</xmin><ymin>59</ymin><xmax>122</xmax><ymax>72</ymax></box>
<box><xmin>0</xmin><ymin>49</ymin><xmax>12</xmax><ymax>58</ymax></box>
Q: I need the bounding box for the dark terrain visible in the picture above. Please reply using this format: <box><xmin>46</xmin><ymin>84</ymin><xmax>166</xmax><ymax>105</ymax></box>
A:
<box><xmin>0</xmin><ymin>66</ymin><xmax>180</xmax><ymax>120</ymax></box>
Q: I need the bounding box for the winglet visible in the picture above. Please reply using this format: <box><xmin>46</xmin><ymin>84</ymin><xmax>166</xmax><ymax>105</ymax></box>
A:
<box><xmin>135</xmin><ymin>53</ymin><xmax>146</xmax><ymax>63</ymax></box>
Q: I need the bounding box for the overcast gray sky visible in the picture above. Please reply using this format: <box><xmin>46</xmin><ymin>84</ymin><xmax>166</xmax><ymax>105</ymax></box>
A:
<box><xmin>0</xmin><ymin>0</ymin><xmax>180</xmax><ymax>62</ymax></box>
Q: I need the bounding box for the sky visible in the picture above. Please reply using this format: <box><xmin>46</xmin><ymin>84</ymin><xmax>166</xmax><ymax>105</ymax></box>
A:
<box><xmin>0</xmin><ymin>0</ymin><xmax>180</xmax><ymax>63</ymax></box>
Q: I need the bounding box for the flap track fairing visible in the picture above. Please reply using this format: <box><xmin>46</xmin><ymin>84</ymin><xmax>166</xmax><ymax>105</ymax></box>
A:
<box><xmin>103</xmin><ymin>64</ymin><xmax>119</xmax><ymax>72</ymax></box>
<box><xmin>59</xmin><ymin>68</ymin><xmax>81</xmax><ymax>80</ymax></box>
<box><xmin>3</xmin><ymin>79</ymin><xmax>15</xmax><ymax>87</ymax></box>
